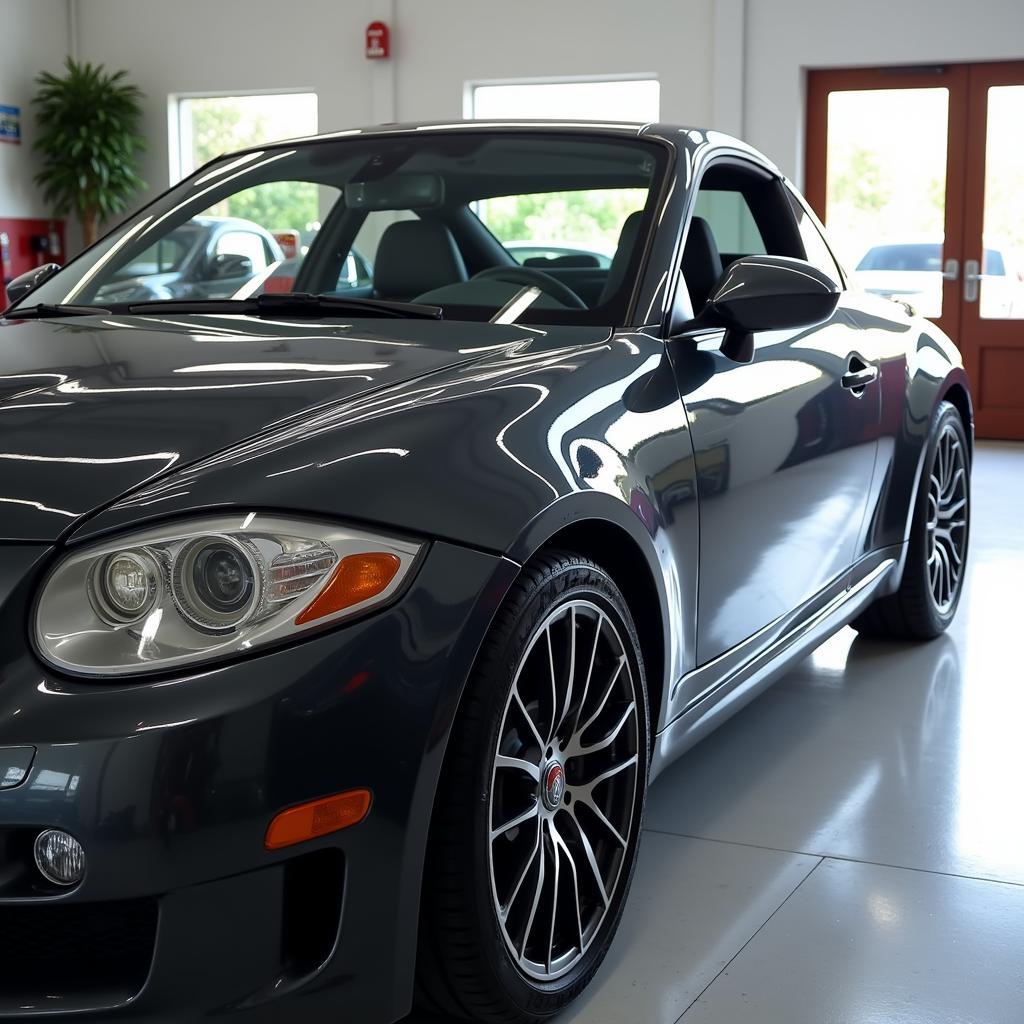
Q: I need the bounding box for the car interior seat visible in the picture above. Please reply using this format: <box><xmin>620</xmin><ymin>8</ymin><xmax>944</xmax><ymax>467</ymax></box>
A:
<box><xmin>372</xmin><ymin>220</ymin><xmax>469</xmax><ymax>302</ymax></box>
<box><xmin>681</xmin><ymin>216</ymin><xmax>724</xmax><ymax>314</ymax></box>
<box><xmin>597</xmin><ymin>211</ymin><xmax>643</xmax><ymax>306</ymax></box>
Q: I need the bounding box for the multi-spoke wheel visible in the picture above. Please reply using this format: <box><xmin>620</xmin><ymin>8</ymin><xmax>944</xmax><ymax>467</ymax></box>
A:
<box><xmin>489</xmin><ymin>600</ymin><xmax>640</xmax><ymax>981</ymax></box>
<box><xmin>854</xmin><ymin>400</ymin><xmax>970</xmax><ymax>640</ymax></box>
<box><xmin>417</xmin><ymin>553</ymin><xmax>649</xmax><ymax>1023</ymax></box>
<box><xmin>926</xmin><ymin>422</ymin><xmax>968</xmax><ymax>613</ymax></box>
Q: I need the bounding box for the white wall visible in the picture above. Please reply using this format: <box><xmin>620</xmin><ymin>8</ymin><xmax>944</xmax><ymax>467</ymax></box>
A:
<box><xmin>740</xmin><ymin>0</ymin><xmax>1024</xmax><ymax>185</ymax></box>
<box><xmin>76</xmin><ymin>0</ymin><xmax>373</xmax><ymax>206</ymax></box>
<box><xmin>393</xmin><ymin>0</ymin><xmax>713</xmax><ymax>126</ymax></box>
<box><xmin>76</xmin><ymin>0</ymin><xmax>715</xmax><ymax>205</ymax></box>
<box><xmin>12</xmin><ymin>0</ymin><xmax>1024</xmax><ymax>220</ymax></box>
<box><xmin>0</xmin><ymin>0</ymin><xmax>71</xmax><ymax>217</ymax></box>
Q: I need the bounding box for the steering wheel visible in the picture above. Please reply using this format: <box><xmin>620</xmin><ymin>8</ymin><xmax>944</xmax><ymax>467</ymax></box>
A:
<box><xmin>471</xmin><ymin>265</ymin><xmax>587</xmax><ymax>309</ymax></box>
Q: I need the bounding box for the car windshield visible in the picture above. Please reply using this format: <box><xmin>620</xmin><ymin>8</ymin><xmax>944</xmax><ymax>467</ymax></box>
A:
<box><xmin>113</xmin><ymin>225</ymin><xmax>200</xmax><ymax>277</ymax></box>
<box><xmin>16</xmin><ymin>130</ymin><xmax>667</xmax><ymax>325</ymax></box>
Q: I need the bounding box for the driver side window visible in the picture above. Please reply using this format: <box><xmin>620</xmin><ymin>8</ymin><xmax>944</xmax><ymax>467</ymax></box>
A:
<box><xmin>692</xmin><ymin>189</ymin><xmax>767</xmax><ymax>265</ymax></box>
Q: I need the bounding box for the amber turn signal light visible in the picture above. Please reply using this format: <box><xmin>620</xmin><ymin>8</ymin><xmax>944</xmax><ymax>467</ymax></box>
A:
<box><xmin>295</xmin><ymin>552</ymin><xmax>401</xmax><ymax>625</ymax></box>
<box><xmin>264</xmin><ymin>789</ymin><xmax>372</xmax><ymax>850</ymax></box>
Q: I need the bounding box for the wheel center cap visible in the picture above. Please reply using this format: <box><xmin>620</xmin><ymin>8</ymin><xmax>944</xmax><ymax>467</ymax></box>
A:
<box><xmin>542</xmin><ymin>761</ymin><xmax>565</xmax><ymax>810</ymax></box>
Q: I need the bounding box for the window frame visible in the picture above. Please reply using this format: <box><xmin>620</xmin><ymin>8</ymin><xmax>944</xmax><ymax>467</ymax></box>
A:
<box><xmin>783</xmin><ymin>180</ymin><xmax>848</xmax><ymax>287</ymax></box>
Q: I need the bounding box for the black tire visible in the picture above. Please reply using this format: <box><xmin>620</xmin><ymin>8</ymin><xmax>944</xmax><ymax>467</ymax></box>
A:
<box><xmin>853</xmin><ymin>400</ymin><xmax>970</xmax><ymax>640</ymax></box>
<box><xmin>416</xmin><ymin>551</ymin><xmax>650</xmax><ymax>1023</ymax></box>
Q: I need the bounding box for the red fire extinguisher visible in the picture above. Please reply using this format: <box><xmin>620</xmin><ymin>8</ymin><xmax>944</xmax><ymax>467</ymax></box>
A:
<box><xmin>0</xmin><ymin>231</ymin><xmax>12</xmax><ymax>308</ymax></box>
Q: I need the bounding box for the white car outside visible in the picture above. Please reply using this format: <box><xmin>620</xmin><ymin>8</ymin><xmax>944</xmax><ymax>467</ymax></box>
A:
<box><xmin>852</xmin><ymin>238</ymin><xmax>1024</xmax><ymax>319</ymax></box>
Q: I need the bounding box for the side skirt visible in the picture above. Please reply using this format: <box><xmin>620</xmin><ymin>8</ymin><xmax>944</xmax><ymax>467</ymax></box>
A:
<box><xmin>649</xmin><ymin>552</ymin><xmax>899</xmax><ymax>781</ymax></box>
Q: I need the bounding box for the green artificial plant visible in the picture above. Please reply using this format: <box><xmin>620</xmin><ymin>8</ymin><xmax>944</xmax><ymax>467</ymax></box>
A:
<box><xmin>32</xmin><ymin>58</ymin><xmax>146</xmax><ymax>248</ymax></box>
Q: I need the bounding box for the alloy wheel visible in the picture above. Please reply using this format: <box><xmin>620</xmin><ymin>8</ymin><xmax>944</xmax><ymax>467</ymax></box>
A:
<box><xmin>926</xmin><ymin>422</ymin><xmax>969</xmax><ymax>613</ymax></box>
<box><xmin>488</xmin><ymin>599</ymin><xmax>641</xmax><ymax>982</ymax></box>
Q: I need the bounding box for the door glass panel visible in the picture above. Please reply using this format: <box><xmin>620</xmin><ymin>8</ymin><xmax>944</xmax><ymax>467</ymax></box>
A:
<box><xmin>980</xmin><ymin>85</ymin><xmax>1024</xmax><ymax>319</ymax></box>
<box><xmin>692</xmin><ymin>190</ymin><xmax>766</xmax><ymax>258</ymax></box>
<box><xmin>825</xmin><ymin>87</ymin><xmax>949</xmax><ymax>318</ymax></box>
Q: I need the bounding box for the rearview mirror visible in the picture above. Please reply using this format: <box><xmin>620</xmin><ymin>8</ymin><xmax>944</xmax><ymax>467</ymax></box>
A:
<box><xmin>4</xmin><ymin>263</ymin><xmax>61</xmax><ymax>308</ymax></box>
<box><xmin>344</xmin><ymin>173</ymin><xmax>445</xmax><ymax>211</ymax></box>
<box><xmin>684</xmin><ymin>255</ymin><xmax>840</xmax><ymax>363</ymax></box>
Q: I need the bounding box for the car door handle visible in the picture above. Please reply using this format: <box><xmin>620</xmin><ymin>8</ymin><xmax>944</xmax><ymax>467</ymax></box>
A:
<box><xmin>841</xmin><ymin>358</ymin><xmax>879</xmax><ymax>393</ymax></box>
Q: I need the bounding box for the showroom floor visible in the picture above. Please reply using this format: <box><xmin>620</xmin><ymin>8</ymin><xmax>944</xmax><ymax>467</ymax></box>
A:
<box><xmin>407</xmin><ymin>440</ymin><xmax>1024</xmax><ymax>1024</ymax></box>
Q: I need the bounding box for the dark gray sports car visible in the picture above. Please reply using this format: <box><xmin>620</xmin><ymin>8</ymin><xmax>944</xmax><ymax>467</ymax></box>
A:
<box><xmin>0</xmin><ymin>121</ymin><xmax>971</xmax><ymax>1023</ymax></box>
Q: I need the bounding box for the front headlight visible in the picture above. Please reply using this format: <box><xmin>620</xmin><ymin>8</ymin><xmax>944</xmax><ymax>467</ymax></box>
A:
<box><xmin>35</xmin><ymin>514</ymin><xmax>422</xmax><ymax>676</ymax></box>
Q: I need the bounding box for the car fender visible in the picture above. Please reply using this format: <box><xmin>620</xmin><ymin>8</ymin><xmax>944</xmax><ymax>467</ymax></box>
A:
<box><xmin>69</xmin><ymin>332</ymin><xmax>700</xmax><ymax>716</ymax></box>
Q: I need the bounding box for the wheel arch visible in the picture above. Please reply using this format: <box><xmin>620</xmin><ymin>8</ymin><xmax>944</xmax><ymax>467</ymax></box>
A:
<box><xmin>940</xmin><ymin>375</ymin><xmax>974</xmax><ymax>460</ymax></box>
<box><xmin>875</xmin><ymin>364</ymin><xmax>973</xmax><ymax>593</ymax></box>
<box><xmin>505</xmin><ymin>486</ymin><xmax>689</xmax><ymax>738</ymax></box>
<box><xmin>531</xmin><ymin>517</ymin><xmax>668</xmax><ymax>738</ymax></box>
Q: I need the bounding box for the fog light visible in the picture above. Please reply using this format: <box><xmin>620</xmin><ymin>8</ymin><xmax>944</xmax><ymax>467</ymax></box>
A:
<box><xmin>34</xmin><ymin>829</ymin><xmax>86</xmax><ymax>886</ymax></box>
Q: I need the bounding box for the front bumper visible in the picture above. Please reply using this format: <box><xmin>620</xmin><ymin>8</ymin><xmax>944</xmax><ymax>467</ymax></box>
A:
<box><xmin>0</xmin><ymin>540</ymin><xmax>517</xmax><ymax>1022</ymax></box>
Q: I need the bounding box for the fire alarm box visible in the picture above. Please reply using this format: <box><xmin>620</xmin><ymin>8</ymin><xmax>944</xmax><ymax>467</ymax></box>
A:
<box><xmin>366</xmin><ymin>21</ymin><xmax>390</xmax><ymax>59</ymax></box>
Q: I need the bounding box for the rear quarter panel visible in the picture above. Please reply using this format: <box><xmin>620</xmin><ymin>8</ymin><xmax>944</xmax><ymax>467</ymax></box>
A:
<box><xmin>849</xmin><ymin>293</ymin><xmax>972</xmax><ymax>567</ymax></box>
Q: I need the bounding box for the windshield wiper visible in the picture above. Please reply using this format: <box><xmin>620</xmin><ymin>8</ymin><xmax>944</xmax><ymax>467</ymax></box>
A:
<box><xmin>5</xmin><ymin>303</ymin><xmax>111</xmax><ymax>320</ymax></box>
<box><xmin>124</xmin><ymin>294</ymin><xmax>443</xmax><ymax>320</ymax></box>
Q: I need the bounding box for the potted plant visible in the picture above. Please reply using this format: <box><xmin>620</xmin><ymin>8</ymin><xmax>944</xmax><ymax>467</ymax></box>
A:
<box><xmin>32</xmin><ymin>58</ymin><xmax>146</xmax><ymax>248</ymax></box>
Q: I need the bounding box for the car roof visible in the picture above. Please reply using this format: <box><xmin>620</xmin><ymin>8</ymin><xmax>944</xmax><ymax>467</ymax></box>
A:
<box><xmin>207</xmin><ymin>119</ymin><xmax>781</xmax><ymax>177</ymax></box>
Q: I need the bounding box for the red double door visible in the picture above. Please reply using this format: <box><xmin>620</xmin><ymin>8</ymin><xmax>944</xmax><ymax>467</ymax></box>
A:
<box><xmin>807</xmin><ymin>61</ymin><xmax>1024</xmax><ymax>440</ymax></box>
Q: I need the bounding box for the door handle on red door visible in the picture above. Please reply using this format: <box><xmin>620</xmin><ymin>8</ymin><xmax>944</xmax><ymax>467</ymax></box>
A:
<box><xmin>963</xmin><ymin>259</ymin><xmax>981</xmax><ymax>303</ymax></box>
<box><xmin>841</xmin><ymin>356</ymin><xmax>879</xmax><ymax>394</ymax></box>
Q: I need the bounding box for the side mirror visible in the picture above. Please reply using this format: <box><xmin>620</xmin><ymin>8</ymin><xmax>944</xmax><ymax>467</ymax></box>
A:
<box><xmin>211</xmin><ymin>253</ymin><xmax>253</xmax><ymax>280</ymax></box>
<box><xmin>685</xmin><ymin>255</ymin><xmax>840</xmax><ymax>363</ymax></box>
<box><xmin>5</xmin><ymin>263</ymin><xmax>62</xmax><ymax>307</ymax></box>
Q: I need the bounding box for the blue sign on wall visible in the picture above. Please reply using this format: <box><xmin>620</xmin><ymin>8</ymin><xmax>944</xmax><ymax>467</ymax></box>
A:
<box><xmin>0</xmin><ymin>105</ymin><xmax>21</xmax><ymax>144</ymax></box>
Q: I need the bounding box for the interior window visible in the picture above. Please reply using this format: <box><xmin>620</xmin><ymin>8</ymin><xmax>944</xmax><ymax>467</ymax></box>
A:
<box><xmin>787</xmin><ymin>188</ymin><xmax>844</xmax><ymax>283</ymax></box>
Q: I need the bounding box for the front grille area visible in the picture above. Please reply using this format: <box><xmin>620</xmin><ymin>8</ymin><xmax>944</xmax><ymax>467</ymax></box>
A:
<box><xmin>0</xmin><ymin>898</ymin><xmax>157</xmax><ymax>1007</ymax></box>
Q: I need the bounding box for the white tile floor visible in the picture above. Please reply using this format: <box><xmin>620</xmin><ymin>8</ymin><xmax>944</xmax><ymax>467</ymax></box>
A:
<box><xmin>410</xmin><ymin>440</ymin><xmax>1024</xmax><ymax>1024</ymax></box>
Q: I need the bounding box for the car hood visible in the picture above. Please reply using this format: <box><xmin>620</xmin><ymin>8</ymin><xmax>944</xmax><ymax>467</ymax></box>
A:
<box><xmin>0</xmin><ymin>312</ymin><xmax>607</xmax><ymax>541</ymax></box>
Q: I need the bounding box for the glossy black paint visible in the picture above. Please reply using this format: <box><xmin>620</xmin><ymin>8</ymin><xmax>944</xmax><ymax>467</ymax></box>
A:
<box><xmin>0</xmin><ymin>122</ymin><xmax>972</xmax><ymax>1023</ymax></box>
<box><xmin>5</xmin><ymin>263</ymin><xmax>60</xmax><ymax>306</ymax></box>
<box><xmin>691</xmin><ymin>254</ymin><xmax>842</xmax><ymax>362</ymax></box>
